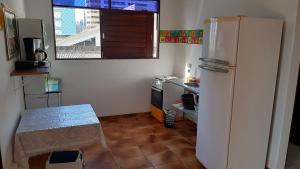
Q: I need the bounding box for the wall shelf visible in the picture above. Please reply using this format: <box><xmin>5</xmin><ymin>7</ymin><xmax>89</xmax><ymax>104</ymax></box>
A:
<box><xmin>10</xmin><ymin>67</ymin><xmax>49</xmax><ymax>77</ymax></box>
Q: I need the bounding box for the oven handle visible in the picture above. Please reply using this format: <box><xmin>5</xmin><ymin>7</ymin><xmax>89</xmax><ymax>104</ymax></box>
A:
<box><xmin>151</xmin><ymin>87</ymin><xmax>162</xmax><ymax>92</ymax></box>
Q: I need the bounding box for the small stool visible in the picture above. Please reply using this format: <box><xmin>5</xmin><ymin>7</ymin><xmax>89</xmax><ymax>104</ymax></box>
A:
<box><xmin>45</xmin><ymin>150</ymin><xmax>84</xmax><ymax>169</ymax></box>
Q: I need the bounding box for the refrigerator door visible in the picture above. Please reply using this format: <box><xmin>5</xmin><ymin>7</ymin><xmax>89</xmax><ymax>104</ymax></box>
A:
<box><xmin>227</xmin><ymin>17</ymin><xmax>283</xmax><ymax>169</ymax></box>
<box><xmin>201</xmin><ymin>17</ymin><xmax>240</xmax><ymax>66</ymax></box>
<box><xmin>196</xmin><ymin>65</ymin><xmax>235</xmax><ymax>169</ymax></box>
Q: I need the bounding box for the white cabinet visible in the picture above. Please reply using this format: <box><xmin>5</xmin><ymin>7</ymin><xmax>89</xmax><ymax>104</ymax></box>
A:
<box><xmin>25</xmin><ymin>94</ymin><xmax>60</xmax><ymax>109</ymax></box>
<box><xmin>23</xmin><ymin>76</ymin><xmax>60</xmax><ymax>109</ymax></box>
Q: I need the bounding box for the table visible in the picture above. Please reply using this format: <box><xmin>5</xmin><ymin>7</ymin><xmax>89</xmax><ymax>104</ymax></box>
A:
<box><xmin>14</xmin><ymin>104</ymin><xmax>107</xmax><ymax>169</ymax></box>
<box><xmin>165</xmin><ymin>78</ymin><xmax>199</xmax><ymax>123</ymax></box>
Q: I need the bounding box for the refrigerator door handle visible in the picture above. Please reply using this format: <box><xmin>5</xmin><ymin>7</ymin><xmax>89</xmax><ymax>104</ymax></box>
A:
<box><xmin>199</xmin><ymin>64</ymin><xmax>229</xmax><ymax>73</ymax></box>
<box><xmin>151</xmin><ymin>87</ymin><xmax>162</xmax><ymax>92</ymax></box>
<box><xmin>199</xmin><ymin>58</ymin><xmax>230</xmax><ymax>66</ymax></box>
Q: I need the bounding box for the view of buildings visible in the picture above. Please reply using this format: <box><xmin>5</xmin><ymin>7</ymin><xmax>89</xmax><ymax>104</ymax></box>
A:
<box><xmin>53</xmin><ymin>0</ymin><xmax>158</xmax><ymax>11</ymax></box>
<box><xmin>54</xmin><ymin>8</ymin><xmax>99</xmax><ymax>37</ymax></box>
<box><xmin>54</xmin><ymin>7</ymin><xmax>101</xmax><ymax>59</ymax></box>
<box><xmin>54</xmin><ymin>7</ymin><xmax>77</xmax><ymax>36</ymax></box>
<box><xmin>85</xmin><ymin>10</ymin><xmax>100</xmax><ymax>29</ymax></box>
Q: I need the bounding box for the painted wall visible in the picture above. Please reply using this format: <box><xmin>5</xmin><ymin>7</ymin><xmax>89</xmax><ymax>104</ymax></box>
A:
<box><xmin>160</xmin><ymin>0</ymin><xmax>203</xmax><ymax>79</ymax></box>
<box><xmin>0</xmin><ymin>0</ymin><xmax>25</xmax><ymax>169</ymax></box>
<box><xmin>264</xmin><ymin>0</ymin><xmax>300</xmax><ymax>169</ymax></box>
<box><xmin>22</xmin><ymin>0</ymin><xmax>300</xmax><ymax>168</ymax></box>
<box><xmin>25</xmin><ymin>0</ymin><xmax>202</xmax><ymax>116</ymax></box>
<box><xmin>171</xmin><ymin>0</ymin><xmax>203</xmax><ymax>79</ymax></box>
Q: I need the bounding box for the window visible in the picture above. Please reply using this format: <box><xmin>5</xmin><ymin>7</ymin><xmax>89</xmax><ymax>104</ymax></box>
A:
<box><xmin>52</xmin><ymin>0</ymin><xmax>159</xmax><ymax>59</ymax></box>
<box><xmin>52</xmin><ymin>0</ymin><xmax>109</xmax><ymax>9</ymax></box>
<box><xmin>53</xmin><ymin>7</ymin><xmax>101</xmax><ymax>59</ymax></box>
<box><xmin>101</xmin><ymin>10</ymin><xmax>157</xmax><ymax>59</ymax></box>
<box><xmin>111</xmin><ymin>0</ymin><xmax>159</xmax><ymax>12</ymax></box>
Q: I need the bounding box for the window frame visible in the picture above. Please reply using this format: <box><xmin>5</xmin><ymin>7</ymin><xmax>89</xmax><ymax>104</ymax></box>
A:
<box><xmin>51</xmin><ymin>0</ymin><xmax>160</xmax><ymax>60</ymax></box>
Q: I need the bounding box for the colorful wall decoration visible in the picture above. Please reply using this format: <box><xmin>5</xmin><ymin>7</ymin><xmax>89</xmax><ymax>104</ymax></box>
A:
<box><xmin>160</xmin><ymin>29</ymin><xmax>203</xmax><ymax>44</ymax></box>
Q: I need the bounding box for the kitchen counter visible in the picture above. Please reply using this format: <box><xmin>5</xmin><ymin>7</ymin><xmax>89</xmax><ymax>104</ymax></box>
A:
<box><xmin>166</xmin><ymin>78</ymin><xmax>200</xmax><ymax>94</ymax></box>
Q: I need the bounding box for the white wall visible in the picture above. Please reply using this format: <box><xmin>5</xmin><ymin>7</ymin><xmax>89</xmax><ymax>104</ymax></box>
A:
<box><xmin>24</xmin><ymin>0</ymin><xmax>202</xmax><ymax>116</ymax></box>
<box><xmin>160</xmin><ymin>0</ymin><xmax>203</xmax><ymax>79</ymax></box>
<box><xmin>0</xmin><ymin>0</ymin><xmax>25</xmax><ymax>169</ymax></box>
<box><xmin>265</xmin><ymin>0</ymin><xmax>300</xmax><ymax>168</ymax></box>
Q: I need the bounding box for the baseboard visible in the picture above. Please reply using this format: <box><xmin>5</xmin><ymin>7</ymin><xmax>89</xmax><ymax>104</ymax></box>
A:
<box><xmin>98</xmin><ymin>112</ymin><xmax>150</xmax><ymax>119</ymax></box>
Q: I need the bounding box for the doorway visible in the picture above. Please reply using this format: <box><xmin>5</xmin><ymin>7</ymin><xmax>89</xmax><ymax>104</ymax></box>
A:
<box><xmin>0</xmin><ymin>150</ymin><xmax>2</xmax><ymax>169</ymax></box>
<box><xmin>285</xmin><ymin>66</ymin><xmax>300</xmax><ymax>169</ymax></box>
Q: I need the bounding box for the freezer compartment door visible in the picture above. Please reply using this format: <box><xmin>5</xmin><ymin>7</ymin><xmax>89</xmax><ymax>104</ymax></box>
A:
<box><xmin>201</xmin><ymin>17</ymin><xmax>240</xmax><ymax>66</ymax></box>
<box><xmin>196</xmin><ymin>65</ymin><xmax>235</xmax><ymax>169</ymax></box>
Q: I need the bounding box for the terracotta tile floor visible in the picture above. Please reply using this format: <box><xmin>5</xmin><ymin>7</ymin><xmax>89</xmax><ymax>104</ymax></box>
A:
<box><xmin>29</xmin><ymin>113</ymin><xmax>205</xmax><ymax>169</ymax></box>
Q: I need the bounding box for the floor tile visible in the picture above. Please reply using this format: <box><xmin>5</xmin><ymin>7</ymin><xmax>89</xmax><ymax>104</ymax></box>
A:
<box><xmin>139</xmin><ymin>142</ymin><xmax>170</xmax><ymax>156</ymax></box>
<box><xmin>164</xmin><ymin>138</ymin><xmax>194</xmax><ymax>150</ymax></box>
<box><xmin>146</xmin><ymin>150</ymin><xmax>179</xmax><ymax>166</ymax></box>
<box><xmin>154</xmin><ymin>162</ymin><xmax>187</xmax><ymax>169</ymax></box>
<box><xmin>115</xmin><ymin>156</ymin><xmax>152</xmax><ymax>169</ymax></box>
<box><xmin>155</xmin><ymin>130</ymin><xmax>184</xmax><ymax>141</ymax></box>
<box><xmin>85</xmin><ymin>159</ymin><xmax>119</xmax><ymax>169</ymax></box>
<box><xmin>181</xmin><ymin>158</ymin><xmax>206</xmax><ymax>169</ymax></box>
<box><xmin>107</xmin><ymin>137</ymin><xmax>138</xmax><ymax>149</ymax></box>
<box><xmin>134</xmin><ymin>134</ymin><xmax>163</xmax><ymax>146</ymax></box>
<box><xmin>111</xmin><ymin>146</ymin><xmax>144</xmax><ymax>159</ymax></box>
<box><xmin>128</xmin><ymin>126</ymin><xmax>155</xmax><ymax>137</ymax></box>
<box><xmin>171</xmin><ymin>147</ymin><xmax>196</xmax><ymax>161</ymax></box>
<box><xmin>178</xmin><ymin>129</ymin><xmax>197</xmax><ymax>137</ymax></box>
<box><xmin>186</xmin><ymin>136</ymin><xmax>197</xmax><ymax>147</ymax></box>
<box><xmin>84</xmin><ymin>150</ymin><xmax>116</xmax><ymax>164</ymax></box>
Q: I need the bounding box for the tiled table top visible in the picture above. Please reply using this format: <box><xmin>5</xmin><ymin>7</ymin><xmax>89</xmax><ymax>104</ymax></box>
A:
<box><xmin>17</xmin><ymin>104</ymin><xmax>99</xmax><ymax>133</ymax></box>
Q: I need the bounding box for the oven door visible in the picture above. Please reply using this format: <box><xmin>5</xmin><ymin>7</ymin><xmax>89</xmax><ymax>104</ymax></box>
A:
<box><xmin>151</xmin><ymin>87</ymin><xmax>163</xmax><ymax>109</ymax></box>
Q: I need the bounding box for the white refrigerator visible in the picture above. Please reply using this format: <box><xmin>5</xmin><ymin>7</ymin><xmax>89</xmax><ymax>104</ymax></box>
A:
<box><xmin>196</xmin><ymin>16</ymin><xmax>283</xmax><ymax>169</ymax></box>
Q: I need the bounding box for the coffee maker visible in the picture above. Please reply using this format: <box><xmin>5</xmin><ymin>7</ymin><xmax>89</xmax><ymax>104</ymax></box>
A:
<box><xmin>15</xmin><ymin>37</ymin><xmax>48</xmax><ymax>70</ymax></box>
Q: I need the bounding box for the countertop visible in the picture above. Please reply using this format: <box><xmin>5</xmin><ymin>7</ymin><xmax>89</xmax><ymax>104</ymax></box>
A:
<box><xmin>166</xmin><ymin>78</ymin><xmax>200</xmax><ymax>94</ymax></box>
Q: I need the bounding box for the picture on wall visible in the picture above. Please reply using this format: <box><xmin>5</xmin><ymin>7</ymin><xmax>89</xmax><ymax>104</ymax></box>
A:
<box><xmin>3</xmin><ymin>5</ymin><xmax>19</xmax><ymax>60</ymax></box>
<box><xmin>160</xmin><ymin>30</ymin><xmax>203</xmax><ymax>44</ymax></box>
